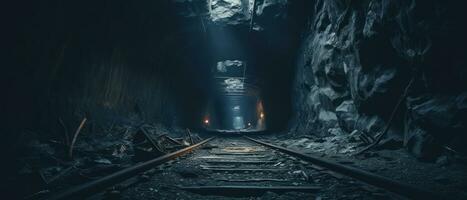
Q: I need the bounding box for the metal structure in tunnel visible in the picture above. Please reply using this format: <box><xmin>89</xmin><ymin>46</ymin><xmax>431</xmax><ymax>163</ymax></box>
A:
<box><xmin>199</xmin><ymin>0</ymin><xmax>266</xmax><ymax>133</ymax></box>
<box><xmin>203</xmin><ymin>60</ymin><xmax>266</xmax><ymax>132</ymax></box>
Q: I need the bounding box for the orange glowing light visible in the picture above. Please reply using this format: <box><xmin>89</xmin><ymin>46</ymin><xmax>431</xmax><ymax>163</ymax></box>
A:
<box><xmin>204</xmin><ymin>119</ymin><xmax>209</xmax><ymax>124</ymax></box>
<box><xmin>260</xmin><ymin>113</ymin><xmax>264</xmax><ymax>119</ymax></box>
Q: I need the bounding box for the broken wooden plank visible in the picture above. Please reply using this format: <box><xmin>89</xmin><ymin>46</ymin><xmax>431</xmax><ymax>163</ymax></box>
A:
<box><xmin>164</xmin><ymin>135</ymin><xmax>184</xmax><ymax>146</ymax></box>
<box><xmin>164</xmin><ymin>145</ymin><xmax>185</xmax><ymax>151</ymax></box>
<box><xmin>212</xmin><ymin>152</ymin><xmax>263</xmax><ymax>155</ymax></box>
<box><xmin>201</xmin><ymin>167</ymin><xmax>286</xmax><ymax>172</ymax></box>
<box><xmin>139</xmin><ymin>127</ymin><xmax>164</xmax><ymax>153</ymax></box>
<box><xmin>220</xmin><ymin>150</ymin><xmax>267</xmax><ymax>153</ymax></box>
<box><xmin>323</xmin><ymin>170</ymin><xmax>345</xmax><ymax>180</ymax></box>
<box><xmin>194</xmin><ymin>135</ymin><xmax>203</xmax><ymax>142</ymax></box>
<box><xmin>215</xmin><ymin>178</ymin><xmax>288</xmax><ymax>182</ymax></box>
<box><xmin>178</xmin><ymin>185</ymin><xmax>321</xmax><ymax>197</ymax></box>
<box><xmin>205</xmin><ymin>160</ymin><xmax>276</xmax><ymax>165</ymax></box>
<box><xmin>197</xmin><ymin>155</ymin><xmax>271</xmax><ymax>159</ymax></box>
<box><xmin>156</xmin><ymin>133</ymin><xmax>168</xmax><ymax>139</ymax></box>
<box><xmin>186</xmin><ymin>128</ymin><xmax>194</xmax><ymax>145</ymax></box>
<box><xmin>310</xmin><ymin>164</ymin><xmax>326</xmax><ymax>171</ymax></box>
<box><xmin>199</xmin><ymin>164</ymin><xmax>236</xmax><ymax>168</ymax></box>
<box><xmin>221</xmin><ymin>146</ymin><xmax>266</xmax><ymax>153</ymax></box>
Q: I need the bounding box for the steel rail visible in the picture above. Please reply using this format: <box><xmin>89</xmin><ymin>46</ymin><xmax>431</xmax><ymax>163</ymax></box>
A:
<box><xmin>44</xmin><ymin>137</ymin><xmax>215</xmax><ymax>200</ymax></box>
<box><xmin>244</xmin><ymin>136</ymin><xmax>442</xmax><ymax>200</ymax></box>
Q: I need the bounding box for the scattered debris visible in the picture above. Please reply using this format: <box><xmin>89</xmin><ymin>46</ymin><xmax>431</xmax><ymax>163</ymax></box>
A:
<box><xmin>436</xmin><ymin>156</ymin><xmax>450</xmax><ymax>167</ymax></box>
<box><xmin>14</xmin><ymin>121</ymin><xmax>197</xmax><ymax>199</ymax></box>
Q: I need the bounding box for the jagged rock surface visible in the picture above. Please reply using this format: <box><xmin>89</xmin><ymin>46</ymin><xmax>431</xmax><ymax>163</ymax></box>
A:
<box><xmin>292</xmin><ymin>0</ymin><xmax>467</xmax><ymax>157</ymax></box>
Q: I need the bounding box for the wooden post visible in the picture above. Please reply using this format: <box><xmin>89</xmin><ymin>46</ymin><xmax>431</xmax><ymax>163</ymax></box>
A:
<box><xmin>139</xmin><ymin>127</ymin><xmax>164</xmax><ymax>153</ymax></box>
<box><xmin>69</xmin><ymin>118</ymin><xmax>87</xmax><ymax>159</ymax></box>
<box><xmin>186</xmin><ymin>128</ymin><xmax>194</xmax><ymax>145</ymax></box>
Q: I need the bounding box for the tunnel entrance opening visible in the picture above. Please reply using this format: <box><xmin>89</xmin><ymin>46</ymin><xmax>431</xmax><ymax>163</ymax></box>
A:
<box><xmin>189</xmin><ymin>0</ymin><xmax>308</xmax><ymax>133</ymax></box>
<box><xmin>202</xmin><ymin>60</ymin><xmax>266</xmax><ymax>132</ymax></box>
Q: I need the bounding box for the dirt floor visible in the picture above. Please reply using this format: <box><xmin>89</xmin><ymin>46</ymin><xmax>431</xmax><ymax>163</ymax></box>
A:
<box><xmin>101</xmin><ymin>137</ymin><xmax>404</xmax><ymax>200</ymax></box>
<box><xmin>268</xmin><ymin>132</ymin><xmax>467</xmax><ymax>200</ymax></box>
<box><xmin>12</xmin><ymin>128</ymin><xmax>467</xmax><ymax>200</ymax></box>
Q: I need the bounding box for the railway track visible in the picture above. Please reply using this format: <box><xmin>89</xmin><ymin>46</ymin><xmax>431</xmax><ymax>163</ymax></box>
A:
<box><xmin>44</xmin><ymin>136</ymin><xmax>440</xmax><ymax>200</ymax></box>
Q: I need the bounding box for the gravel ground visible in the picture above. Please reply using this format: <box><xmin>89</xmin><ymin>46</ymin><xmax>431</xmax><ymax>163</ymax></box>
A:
<box><xmin>269</xmin><ymin>133</ymin><xmax>467</xmax><ymax>200</ymax></box>
<box><xmin>115</xmin><ymin>137</ymin><xmax>399</xmax><ymax>200</ymax></box>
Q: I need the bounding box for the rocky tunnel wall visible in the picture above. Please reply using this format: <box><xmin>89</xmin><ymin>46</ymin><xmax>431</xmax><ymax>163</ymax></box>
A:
<box><xmin>291</xmin><ymin>0</ymin><xmax>467</xmax><ymax>159</ymax></box>
<box><xmin>2</xmin><ymin>0</ymin><xmax>211</xmax><ymax>153</ymax></box>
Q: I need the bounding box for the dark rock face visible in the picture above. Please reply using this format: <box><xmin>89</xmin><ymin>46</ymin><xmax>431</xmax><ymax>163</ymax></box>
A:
<box><xmin>292</xmin><ymin>0</ymin><xmax>467</xmax><ymax>156</ymax></box>
<box><xmin>2</xmin><ymin>0</ymin><xmax>212</xmax><ymax>147</ymax></box>
<box><xmin>405</xmin><ymin>93</ymin><xmax>467</xmax><ymax>159</ymax></box>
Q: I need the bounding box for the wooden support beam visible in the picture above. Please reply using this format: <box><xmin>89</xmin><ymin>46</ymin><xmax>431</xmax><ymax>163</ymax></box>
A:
<box><xmin>69</xmin><ymin>118</ymin><xmax>87</xmax><ymax>159</ymax></box>
<box><xmin>215</xmin><ymin>178</ymin><xmax>287</xmax><ymax>182</ymax></box>
<box><xmin>186</xmin><ymin>128</ymin><xmax>194</xmax><ymax>145</ymax></box>
<box><xmin>178</xmin><ymin>186</ymin><xmax>320</xmax><ymax>197</ymax></box>
<box><xmin>139</xmin><ymin>127</ymin><xmax>164</xmax><ymax>153</ymax></box>
<box><xmin>201</xmin><ymin>167</ymin><xmax>286</xmax><ymax>173</ymax></box>
<box><xmin>205</xmin><ymin>160</ymin><xmax>276</xmax><ymax>165</ymax></box>
<box><xmin>197</xmin><ymin>155</ymin><xmax>271</xmax><ymax>159</ymax></box>
<box><xmin>213</xmin><ymin>152</ymin><xmax>263</xmax><ymax>155</ymax></box>
<box><xmin>163</xmin><ymin>135</ymin><xmax>184</xmax><ymax>146</ymax></box>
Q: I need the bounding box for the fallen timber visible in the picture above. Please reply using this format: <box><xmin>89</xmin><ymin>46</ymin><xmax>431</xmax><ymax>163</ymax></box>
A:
<box><xmin>44</xmin><ymin>137</ymin><xmax>215</xmax><ymax>200</ymax></box>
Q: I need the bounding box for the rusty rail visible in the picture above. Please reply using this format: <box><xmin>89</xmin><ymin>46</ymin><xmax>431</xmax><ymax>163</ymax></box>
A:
<box><xmin>45</xmin><ymin>137</ymin><xmax>215</xmax><ymax>200</ymax></box>
<box><xmin>244</xmin><ymin>136</ymin><xmax>441</xmax><ymax>200</ymax></box>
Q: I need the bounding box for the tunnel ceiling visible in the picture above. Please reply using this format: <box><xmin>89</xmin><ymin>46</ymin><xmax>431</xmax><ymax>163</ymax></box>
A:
<box><xmin>173</xmin><ymin>0</ymin><xmax>288</xmax><ymax>30</ymax></box>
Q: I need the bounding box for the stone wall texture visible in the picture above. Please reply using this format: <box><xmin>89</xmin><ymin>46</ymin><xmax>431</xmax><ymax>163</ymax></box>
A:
<box><xmin>292</xmin><ymin>0</ymin><xmax>467</xmax><ymax>159</ymax></box>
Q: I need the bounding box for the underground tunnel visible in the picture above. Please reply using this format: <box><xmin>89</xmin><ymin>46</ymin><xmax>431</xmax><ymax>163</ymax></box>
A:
<box><xmin>2</xmin><ymin>0</ymin><xmax>467</xmax><ymax>199</ymax></box>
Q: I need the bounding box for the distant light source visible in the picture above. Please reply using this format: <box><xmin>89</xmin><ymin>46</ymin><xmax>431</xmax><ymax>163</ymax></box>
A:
<box><xmin>248</xmin><ymin>122</ymin><xmax>252</xmax><ymax>126</ymax></box>
<box><xmin>260</xmin><ymin>112</ymin><xmax>264</xmax><ymax>119</ymax></box>
<box><xmin>204</xmin><ymin>119</ymin><xmax>209</xmax><ymax>125</ymax></box>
